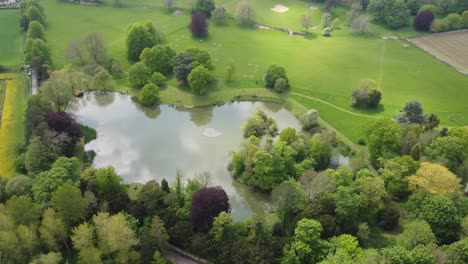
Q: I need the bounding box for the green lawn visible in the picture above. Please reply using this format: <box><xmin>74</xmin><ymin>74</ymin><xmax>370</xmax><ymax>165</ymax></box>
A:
<box><xmin>0</xmin><ymin>9</ymin><xmax>23</xmax><ymax>69</ymax></box>
<box><xmin>42</xmin><ymin>0</ymin><xmax>468</xmax><ymax>144</ymax></box>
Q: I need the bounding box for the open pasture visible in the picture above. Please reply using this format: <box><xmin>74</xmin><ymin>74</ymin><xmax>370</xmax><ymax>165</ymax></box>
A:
<box><xmin>0</xmin><ymin>9</ymin><xmax>23</xmax><ymax>69</ymax></box>
<box><xmin>408</xmin><ymin>29</ymin><xmax>468</xmax><ymax>75</ymax></box>
<box><xmin>42</xmin><ymin>0</ymin><xmax>468</xmax><ymax>143</ymax></box>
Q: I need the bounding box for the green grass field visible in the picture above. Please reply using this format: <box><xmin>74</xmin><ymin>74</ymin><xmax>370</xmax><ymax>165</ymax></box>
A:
<box><xmin>0</xmin><ymin>9</ymin><xmax>23</xmax><ymax>69</ymax></box>
<box><xmin>42</xmin><ymin>0</ymin><xmax>468</xmax><ymax>144</ymax></box>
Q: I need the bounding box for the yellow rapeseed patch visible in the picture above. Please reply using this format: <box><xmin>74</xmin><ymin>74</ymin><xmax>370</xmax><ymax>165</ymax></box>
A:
<box><xmin>0</xmin><ymin>73</ymin><xmax>25</xmax><ymax>178</ymax></box>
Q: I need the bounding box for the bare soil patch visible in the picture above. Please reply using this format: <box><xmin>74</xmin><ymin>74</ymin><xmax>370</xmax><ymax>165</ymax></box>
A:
<box><xmin>309</xmin><ymin>6</ymin><xmax>318</xmax><ymax>11</ymax></box>
<box><xmin>271</xmin><ymin>4</ymin><xmax>288</xmax><ymax>13</ymax></box>
<box><xmin>408</xmin><ymin>29</ymin><xmax>468</xmax><ymax>74</ymax></box>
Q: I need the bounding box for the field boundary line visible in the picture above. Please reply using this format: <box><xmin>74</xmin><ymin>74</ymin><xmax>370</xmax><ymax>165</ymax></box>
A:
<box><xmin>290</xmin><ymin>92</ymin><xmax>381</xmax><ymax>119</ymax></box>
<box><xmin>407</xmin><ymin>29</ymin><xmax>468</xmax><ymax>75</ymax></box>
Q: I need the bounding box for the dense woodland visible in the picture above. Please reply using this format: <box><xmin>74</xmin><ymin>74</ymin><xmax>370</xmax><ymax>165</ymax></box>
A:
<box><xmin>0</xmin><ymin>0</ymin><xmax>468</xmax><ymax>263</ymax></box>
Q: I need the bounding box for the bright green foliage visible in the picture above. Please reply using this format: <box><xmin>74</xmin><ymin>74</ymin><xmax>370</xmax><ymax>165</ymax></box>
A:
<box><xmin>139</xmin><ymin>45</ymin><xmax>176</xmax><ymax>77</ymax></box>
<box><xmin>419</xmin><ymin>4</ymin><xmax>437</xmax><ymax>14</ymax></box>
<box><xmin>379</xmin><ymin>156</ymin><xmax>420</xmax><ymax>199</ymax></box>
<box><xmin>93</xmin><ymin>212</ymin><xmax>138</xmax><ymax>263</ymax></box>
<box><xmin>152</xmin><ymin>251</ymin><xmax>166</xmax><ymax>264</ymax></box>
<box><xmin>210</xmin><ymin>212</ymin><xmax>233</xmax><ymax>241</ymax></box>
<box><xmin>364</xmin><ymin>118</ymin><xmax>401</xmax><ymax>162</ymax></box>
<box><xmin>27</xmin><ymin>6</ymin><xmax>45</xmax><ymax>25</ymax></box>
<box><xmin>398</xmin><ymin>220</ymin><xmax>436</xmax><ymax>250</ymax></box>
<box><xmin>27</xmin><ymin>21</ymin><xmax>46</xmax><ymax>40</ymax></box>
<box><xmin>95</xmin><ymin>167</ymin><xmax>126</xmax><ymax>198</ymax></box>
<box><xmin>281</xmin><ymin>218</ymin><xmax>326</xmax><ymax>264</ymax></box>
<box><xmin>39</xmin><ymin>208</ymin><xmax>67</xmax><ymax>252</ymax></box>
<box><xmin>264</xmin><ymin>65</ymin><xmax>289</xmax><ymax>89</ymax></box>
<box><xmin>242</xmin><ymin>110</ymin><xmax>278</xmax><ymax>138</ymax></box>
<box><xmin>425</xmin><ymin>136</ymin><xmax>465</xmax><ymax>171</ymax></box>
<box><xmin>323</xmin><ymin>234</ymin><xmax>363</xmax><ymax>263</ymax></box>
<box><xmin>31</xmin><ymin>157</ymin><xmax>81</xmax><ymax>203</ymax></box>
<box><xmin>273</xmin><ymin>179</ymin><xmax>307</xmax><ymax>231</ymax></box>
<box><xmin>279</xmin><ymin>128</ymin><xmax>298</xmax><ymax>144</ymax></box>
<box><xmin>30</xmin><ymin>252</ymin><xmax>63</xmax><ymax>264</ymax></box>
<box><xmin>138</xmin><ymin>82</ymin><xmax>160</xmax><ymax>106</ymax></box>
<box><xmin>71</xmin><ymin>222</ymin><xmax>95</xmax><ymax>251</ymax></box>
<box><xmin>446</xmin><ymin>237</ymin><xmax>468</xmax><ymax>263</ymax></box>
<box><xmin>92</xmin><ymin>68</ymin><xmax>113</xmax><ymax>91</ymax></box>
<box><xmin>173</xmin><ymin>48</ymin><xmax>214</xmax><ymax>84</ymax></box>
<box><xmin>224</xmin><ymin>63</ymin><xmax>235</xmax><ymax>82</ymax></box>
<box><xmin>407</xmin><ymin>192</ymin><xmax>461</xmax><ymax>244</ymax></box>
<box><xmin>249</xmin><ymin>150</ymin><xmax>275</xmax><ymax>190</ymax></box>
<box><xmin>187</xmin><ymin>65</ymin><xmax>214</xmax><ymax>95</ymax></box>
<box><xmin>6</xmin><ymin>195</ymin><xmax>40</xmax><ymax>226</ymax></box>
<box><xmin>150</xmin><ymin>72</ymin><xmax>167</xmax><ymax>87</ymax></box>
<box><xmin>126</xmin><ymin>20</ymin><xmax>163</xmax><ymax>61</ymax></box>
<box><xmin>128</xmin><ymin>62</ymin><xmax>151</xmax><ymax>89</ymax></box>
<box><xmin>380</xmin><ymin>245</ymin><xmax>415</xmax><ymax>264</ymax></box>
<box><xmin>406</xmin><ymin>0</ymin><xmax>422</xmax><ymax>15</ymax></box>
<box><xmin>77</xmin><ymin>247</ymin><xmax>102</xmax><ymax>264</ymax></box>
<box><xmin>51</xmin><ymin>183</ymin><xmax>86</xmax><ymax>230</ymax></box>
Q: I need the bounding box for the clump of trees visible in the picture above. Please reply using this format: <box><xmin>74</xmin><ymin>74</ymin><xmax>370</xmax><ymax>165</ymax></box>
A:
<box><xmin>138</xmin><ymin>83</ymin><xmax>160</xmax><ymax>106</ymax></box>
<box><xmin>242</xmin><ymin>110</ymin><xmax>278</xmax><ymax>138</ymax></box>
<box><xmin>431</xmin><ymin>11</ymin><xmax>468</xmax><ymax>32</ymax></box>
<box><xmin>173</xmin><ymin>48</ymin><xmax>215</xmax><ymax>93</ymax></box>
<box><xmin>264</xmin><ymin>65</ymin><xmax>290</xmax><ymax>92</ymax></box>
<box><xmin>368</xmin><ymin>0</ymin><xmax>410</xmax><ymax>29</ymax></box>
<box><xmin>126</xmin><ymin>20</ymin><xmax>163</xmax><ymax>61</ymax></box>
<box><xmin>350</xmin><ymin>79</ymin><xmax>382</xmax><ymax>108</ymax></box>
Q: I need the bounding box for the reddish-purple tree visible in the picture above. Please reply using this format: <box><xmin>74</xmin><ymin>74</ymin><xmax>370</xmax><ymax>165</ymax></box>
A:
<box><xmin>414</xmin><ymin>10</ymin><xmax>435</xmax><ymax>31</ymax></box>
<box><xmin>45</xmin><ymin>111</ymin><xmax>82</xmax><ymax>143</ymax></box>
<box><xmin>190</xmin><ymin>186</ymin><xmax>230</xmax><ymax>232</ymax></box>
<box><xmin>189</xmin><ymin>13</ymin><xmax>208</xmax><ymax>38</ymax></box>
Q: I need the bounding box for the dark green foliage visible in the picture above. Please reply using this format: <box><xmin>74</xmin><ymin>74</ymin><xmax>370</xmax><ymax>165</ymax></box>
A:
<box><xmin>309</xmin><ymin>136</ymin><xmax>332</xmax><ymax>170</ymax></box>
<box><xmin>351</xmin><ymin>80</ymin><xmax>382</xmax><ymax>108</ymax></box>
<box><xmin>263</xmin><ymin>65</ymin><xmax>289</xmax><ymax>89</ymax></box>
<box><xmin>173</xmin><ymin>48</ymin><xmax>214</xmax><ymax>85</ymax></box>
<box><xmin>6</xmin><ymin>195</ymin><xmax>41</xmax><ymax>226</ymax></box>
<box><xmin>80</xmin><ymin>125</ymin><xmax>97</xmax><ymax>144</ymax></box>
<box><xmin>26</xmin><ymin>21</ymin><xmax>46</xmax><ymax>40</ymax></box>
<box><xmin>126</xmin><ymin>20</ymin><xmax>163</xmax><ymax>61</ymax></box>
<box><xmin>407</xmin><ymin>192</ymin><xmax>461</xmax><ymax>244</ymax></box>
<box><xmin>193</xmin><ymin>0</ymin><xmax>215</xmax><ymax>17</ymax></box>
<box><xmin>274</xmin><ymin>78</ymin><xmax>288</xmax><ymax>93</ymax></box>
<box><xmin>24</xmin><ymin>38</ymin><xmax>52</xmax><ymax>80</ymax></box>
<box><xmin>377</xmin><ymin>202</ymin><xmax>400</xmax><ymax>230</ymax></box>
<box><xmin>368</xmin><ymin>0</ymin><xmax>409</xmax><ymax>28</ymax></box>
<box><xmin>425</xmin><ymin>136</ymin><xmax>465</xmax><ymax>171</ymax></box>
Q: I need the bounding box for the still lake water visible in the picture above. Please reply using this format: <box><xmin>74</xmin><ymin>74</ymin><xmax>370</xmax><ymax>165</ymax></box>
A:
<box><xmin>68</xmin><ymin>92</ymin><xmax>302</xmax><ymax>220</ymax></box>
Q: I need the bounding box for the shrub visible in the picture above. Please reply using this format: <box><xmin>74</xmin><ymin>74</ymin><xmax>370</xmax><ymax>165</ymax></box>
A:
<box><xmin>138</xmin><ymin>83</ymin><xmax>160</xmax><ymax>106</ymax></box>
<box><xmin>377</xmin><ymin>203</ymin><xmax>400</xmax><ymax>230</ymax></box>
<box><xmin>322</xmin><ymin>27</ymin><xmax>331</xmax><ymax>36</ymax></box>
<box><xmin>462</xmin><ymin>11</ymin><xmax>468</xmax><ymax>28</ymax></box>
<box><xmin>211</xmin><ymin>6</ymin><xmax>226</xmax><ymax>25</ymax></box>
<box><xmin>419</xmin><ymin>4</ymin><xmax>437</xmax><ymax>14</ymax></box>
<box><xmin>128</xmin><ymin>62</ymin><xmax>151</xmax><ymax>89</ymax></box>
<box><xmin>350</xmin><ymin>79</ymin><xmax>381</xmax><ymax>108</ymax></box>
<box><xmin>274</xmin><ymin>78</ymin><xmax>288</xmax><ymax>93</ymax></box>
<box><xmin>187</xmin><ymin>65</ymin><xmax>214</xmax><ymax>95</ymax></box>
<box><xmin>263</xmin><ymin>65</ymin><xmax>289</xmax><ymax>88</ymax></box>
<box><xmin>413</xmin><ymin>10</ymin><xmax>435</xmax><ymax>31</ymax></box>
<box><xmin>444</xmin><ymin>13</ymin><xmax>462</xmax><ymax>30</ymax></box>
<box><xmin>150</xmin><ymin>72</ymin><xmax>167</xmax><ymax>87</ymax></box>
<box><xmin>190</xmin><ymin>13</ymin><xmax>208</xmax><ymax>38</ymax></box>
<box><xmin>193</xmin><ymin>0</ymin><xmax>215</xmax><ymax>18</ymax></box>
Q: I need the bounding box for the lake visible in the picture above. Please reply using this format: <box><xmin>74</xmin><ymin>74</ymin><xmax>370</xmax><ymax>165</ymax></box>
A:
<box><xmin>68</xmin><ymin>92</ymin><xmax>302</xmax><ymax>220</ymax></box>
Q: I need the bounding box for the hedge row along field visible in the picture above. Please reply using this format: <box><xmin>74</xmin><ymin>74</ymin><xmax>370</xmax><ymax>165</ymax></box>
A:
<box><xmin>0</xmin><ymin>74</ymin><xmax>26</xmax><ymax>178</ymax></box>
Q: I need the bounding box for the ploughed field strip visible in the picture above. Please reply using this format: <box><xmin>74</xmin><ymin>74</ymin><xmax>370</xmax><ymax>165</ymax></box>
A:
<box><xmin>408</xmin><ymin>30</ymin><xmax>468</xmax><ymax>74</ymax></box>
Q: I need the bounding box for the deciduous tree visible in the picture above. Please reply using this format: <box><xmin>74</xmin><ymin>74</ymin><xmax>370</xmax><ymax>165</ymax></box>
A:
<box><xmin>408</xmin><ymin>162</ymin><xmax>461</xmax><ymax>196</ymax></box>
<box><xmin>190</xmin><ymin>186</ymin><xmax>230</xmax><ymax>232</ymax></box>
<box><xmin>187</xmin><ymin>65</ymin><xmax>214</xmax><ymax>95</ymax></box>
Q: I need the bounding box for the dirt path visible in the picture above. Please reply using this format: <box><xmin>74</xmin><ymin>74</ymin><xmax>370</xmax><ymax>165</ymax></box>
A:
<box><xmin>31</xmin><ymin>68</ymin><xmax>38</xmax><ymax>95</ymax></box>
<box><xmin>290</xmin><ymin>92</ymin><xmax>381</xmax><ymax>119</ymax></box>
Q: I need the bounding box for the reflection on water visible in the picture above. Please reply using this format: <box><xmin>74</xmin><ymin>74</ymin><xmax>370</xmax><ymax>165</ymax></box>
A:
<box><xmin>69</xmin><ymin>92</ymin><xmax>302</xmax><ymax>221</ymax></box>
